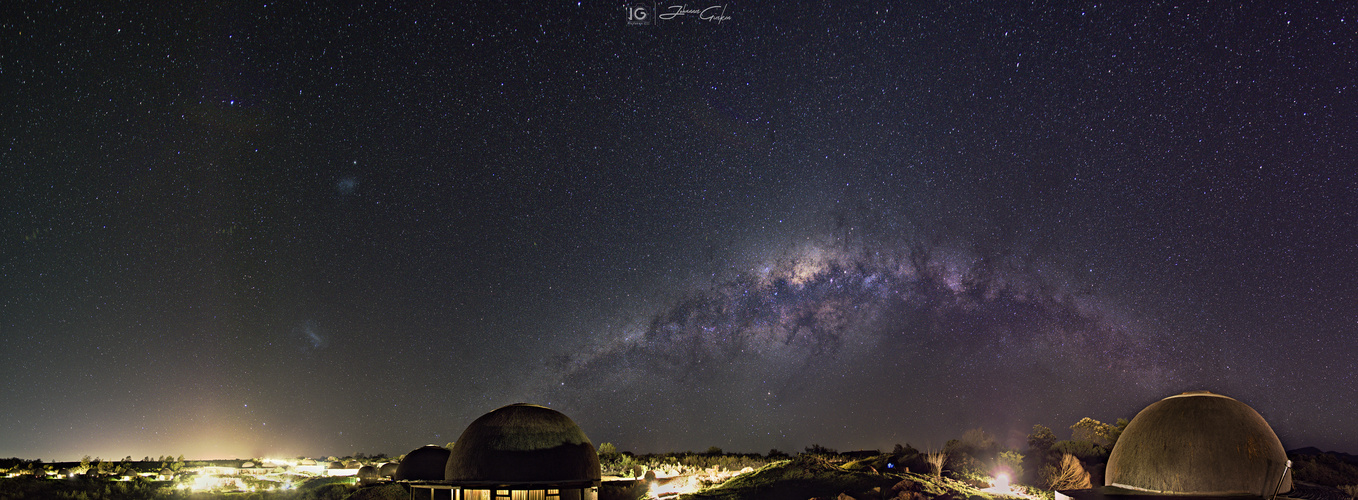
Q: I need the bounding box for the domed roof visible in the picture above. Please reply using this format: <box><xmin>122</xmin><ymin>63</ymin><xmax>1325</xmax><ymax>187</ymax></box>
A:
<box><xmin>395</xmin><ymin>445</ymin><xmax>451</xmax><ymax>481</ymax></box>
<box><xmin>444</xmin><ymin>403</ymin><xmax>600</xmax><ymax>483</ymax></box>
<box><xmin>1106</xmin><ymin>391</ymin><xmax>1291</xmax><ymax>496</ymax></box>
<box><xmin>379</xmin><ymin>462</ymin><xmax>399</xmax><ymax>478</ymax></box>
<box><xmin>357</xmin><ymin>465</ymin><xmax>379</xmax><ymax>481</ymax></box>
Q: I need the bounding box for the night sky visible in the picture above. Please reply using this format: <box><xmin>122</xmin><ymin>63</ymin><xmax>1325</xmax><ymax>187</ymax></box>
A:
<box><xmin>3</xmin><ymin>2</ymin><xmax>1356</xmax><ymax>462</ymax></box>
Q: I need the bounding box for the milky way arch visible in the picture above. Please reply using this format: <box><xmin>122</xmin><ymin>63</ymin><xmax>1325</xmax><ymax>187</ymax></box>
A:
<box><xmin>528</xmin><ymin>233</ymin><xmax>1174</xmax><ymax>450</ymax></box>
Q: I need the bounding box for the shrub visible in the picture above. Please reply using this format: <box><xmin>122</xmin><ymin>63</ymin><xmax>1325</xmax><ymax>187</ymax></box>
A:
<box><xmin>1042</xmin><ymin>454</ymin><xmax>1090</xmax><ymax>490</ymax></box>
<box><xmin>926</xmin><ymin>450</ymin><xmax>947</xmax><ymax>479</ymax></box>
<box><xmin>349</xmin><ymin>483</ymin><xmax>411</xmax><ymax>500</ymax></box>
<box><xmin>310</xmin><ymin>483</ymin><xmax>355</xmax><ymax>500</ymax></box>
<box><xmin>1337</xmin><ymin>485</ymin><xmax>1357</xmax><ymax>499</ymax></box>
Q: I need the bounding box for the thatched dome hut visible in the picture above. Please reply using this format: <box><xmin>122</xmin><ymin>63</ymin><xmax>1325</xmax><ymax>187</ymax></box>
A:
<box><xmin>357</xmin><ymin>465</ymin><xmax>379</xmax><ymax>482</ymax></box>
<box><xmin>394</xmin><ymin>445</ymin><xmax>450</xmax><ymax>481</ymax></box>
<box><xmin>1104</xmin><ymin>391</ymin><xmax>1291</xmax><ymax>497</ymax></box>
<box><xmin>378</xmin><ymin>462</ymin><xmax>399</xmax><ymax>478</ymax></box>
<box><xmin>444</xmin><ymin>403</ymin><xmax>601</xmax><ymax>484</ymax></box>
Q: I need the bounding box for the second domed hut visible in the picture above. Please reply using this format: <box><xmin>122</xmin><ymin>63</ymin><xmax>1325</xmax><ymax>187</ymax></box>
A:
<box><xmin>378</xmin><ymin>461</ymin><xmax>399</xmax><ymax>479</ymax></box>
<box><xmin>395</xmin><ymin>444</ymin><xmax>451</xmax><ymax>481</ymax></box>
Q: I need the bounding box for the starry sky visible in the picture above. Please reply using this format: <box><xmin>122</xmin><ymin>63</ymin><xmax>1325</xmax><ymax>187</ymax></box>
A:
<box><xmin>3</xmin><ymin>2</ymin><xmax>1356</xmax><ymax>462</ymax></box>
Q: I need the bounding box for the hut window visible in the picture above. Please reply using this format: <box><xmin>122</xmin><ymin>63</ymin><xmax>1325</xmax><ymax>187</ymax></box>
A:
<box><xmin>495</xmin><ymin>490</ymin><xmax>511</xmax><ymax>499</ymax></box>
<box><xmin>462</xmin><ymin>489</ymin><xmax>490</xmax><ymax>500</ymax></box>
<box><xmin>546</xmin><ymin>489</ymin><xmax>559</xmax><ymax>499</ymax></box>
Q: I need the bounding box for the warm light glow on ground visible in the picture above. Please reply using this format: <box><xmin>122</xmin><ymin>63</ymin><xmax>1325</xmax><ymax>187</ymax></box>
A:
<box><xmin>648</xmin><ymin>479</ymin><xmax>701</xmax><ymax>499</ymax></box>
<box><xmin>981</xmin><ymin>472</ymin><xmax>1040</xmax><ymax>500</ymax></box>
<box><xmin>643</xmin><ymin>467</ymin><xmax>758</xmax><ymax>499</ymax></box>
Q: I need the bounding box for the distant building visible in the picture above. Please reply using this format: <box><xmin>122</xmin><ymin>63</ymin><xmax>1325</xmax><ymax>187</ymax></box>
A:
<box><xmin>1060</xmin><ymin>391</ymin><xmax>1292</xmax><ymax>500</ymax></box>
<box><xmin>407</xmin><ymin>403</ymin><xmax>601</xmax><ymax>500</ymax></box>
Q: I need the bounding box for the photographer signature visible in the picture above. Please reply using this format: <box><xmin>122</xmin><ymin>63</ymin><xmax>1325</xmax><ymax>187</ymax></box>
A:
<box><xmin>658</xmin><ymin>4</ymin><xmax>731</xmax><ymax>23</ymax></box>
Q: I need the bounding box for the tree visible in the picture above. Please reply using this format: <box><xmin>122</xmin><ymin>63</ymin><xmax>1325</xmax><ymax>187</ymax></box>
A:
<box><xmin>804</xmin><ymin>444</ymin><xmax>837</xmax><ymax>456</ymax></box>
<box><xmin>961</xmin><ymin>428</ymin><xmax>997</xmax><ymax>455</ymax></box>
<box><xmin>705</xmin><ymin>446</ymin><xmax>724</xmax><ymax>456</ymax></box>
<box><xmin>767</xmin><ymin>449</ymin><xmax>789</xmax><ymax>459</ymax></box>
<box><xmin>598</xmin><ymin>442</ymin><xmax>618</xmax><ymax>457</ymax></box>
<box><xmin>1052</xmin><ymin>440</ymin><xmax>1108</xmax><ymax>461</ymax></box>
<box><xmin>997</xmin><ymin>450</ymin><xmax>1025</xmax><ymax>480</ymax></box>
<box><xmin>1028</xmin><ymin>425</ymin><xmax>1057</xmax><ymax>453</ymax></box>
<box><xmin>949</xmin><ymin>427</ymin><xmax>998</xmax><ymax>474</ymax></box>
<box><xmin>1070</xmin><ymin>417</ymin><xmax>1114</xmax><ymax>447</ymax></box>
